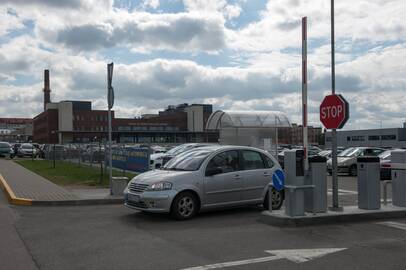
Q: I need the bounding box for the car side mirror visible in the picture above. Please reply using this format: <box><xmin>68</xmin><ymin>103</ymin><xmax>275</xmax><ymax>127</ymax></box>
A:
<box><xmin>206</xmin><ymin>167</ymin><xmax>222</xmax><ymax>177</ymax></box>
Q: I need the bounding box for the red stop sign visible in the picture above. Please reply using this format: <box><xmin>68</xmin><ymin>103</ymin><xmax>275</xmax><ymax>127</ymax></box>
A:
<box><xmin>320</xmin><ymin>94</ymin><xmax>349</xmax><ymax>129</ymax></box>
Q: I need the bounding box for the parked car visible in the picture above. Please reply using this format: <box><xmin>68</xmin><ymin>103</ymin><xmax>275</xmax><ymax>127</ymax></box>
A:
<box><xmin>278</xmin><ymin>147</ymin><xmax>321</xmax><ymax>169</ymax></box>
<box><xmin>124</xmin><ymin>145</ymin><xmax>284</xmax><ymax>220</ymax></box>
<box><xmin>318</xmin><ymin>150</ymin><xmax>332</xmax><ymax>159</ymax></box>
<box><xmin>327</xmin><ymin>147</ymin><xmax>385</xmax><ymax>176</ymax></box>
<box><xmin>0</xmin><ymin>142</ymin><xmax>13</xmax><ymax>158</ymax></box>
<box><xmin>149</xmin><ymin>143</ymin><xmax>216</xmax><ymax>170</ymax></box>
<box><xmin>17</xmin><ymin>143</ymin><xmax>38</xmax><ymax>158</ymax></box>
<box><xmin>379</xmin><ymin>149</ymin><xmax>403</xmax><ymax>180</ymax></box>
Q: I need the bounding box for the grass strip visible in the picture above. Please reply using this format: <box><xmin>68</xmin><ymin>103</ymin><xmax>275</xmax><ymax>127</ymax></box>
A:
<box><xmin>15</xmin><ymin>159</ymin><xmax>136</xmax><ymax>187</ymax></box>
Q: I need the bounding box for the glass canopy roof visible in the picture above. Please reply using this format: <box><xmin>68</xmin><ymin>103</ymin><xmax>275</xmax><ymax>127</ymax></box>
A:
<box><xmin>206</xmin><ymin>110</ymin><xmax>291</xmax><ymax>130</ymax></box>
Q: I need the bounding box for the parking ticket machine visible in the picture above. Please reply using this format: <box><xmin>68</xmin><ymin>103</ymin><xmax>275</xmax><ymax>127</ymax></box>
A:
<box><xmin>284</xmin><ymin>149</ymin><xmax>306</xmax><ymax>216</ymax></box>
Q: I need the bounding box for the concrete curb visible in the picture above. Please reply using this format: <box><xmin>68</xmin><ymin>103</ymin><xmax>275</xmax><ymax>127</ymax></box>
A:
<box><xmin>31</xmin><ymin>198</ymin><xmax>124</xmax><ymax>206</ymax></box>
<box><xmin>0</xmin><ymin>174</ymin><xmax>32</xmax><ymax>206</ymax></box>
<box><xmin>0</xmin><ymin>173</ymin><xmax>123</xmax><ymax>206</ymax></box>
<box><xmin>259</xmin><ymin>206</ymin><xmax>406</xmax><ymax>227</ymax></box>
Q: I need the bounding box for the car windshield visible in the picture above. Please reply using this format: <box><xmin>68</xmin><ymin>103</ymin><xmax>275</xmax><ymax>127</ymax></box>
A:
<box><xmin>163</xmin><ymin>148</ymin><xmax>213</xmax><ymax>171</ymax></box>
<box><xmin>165</xmin><ymin>144</ymin><xmax>191</xmax><ymax>155</ymax></box>
<box><xmin>319</xmin><ymin>150</ymin><xmax>331</xmax><ymax>157</ymax></box>
<box><xmin>338</xmin><ymin>147</ymin><xmax>362</xmax><ymax>157</ymax></box>
<box><xmin>379</xmin><ymin>150</ymin><xmax>392</xmax><ymax>160</ymax></box>
<box><xmin>0</xmin><ymin>142</ymin><xmax>10</xmax><ymax>148</ymax></box>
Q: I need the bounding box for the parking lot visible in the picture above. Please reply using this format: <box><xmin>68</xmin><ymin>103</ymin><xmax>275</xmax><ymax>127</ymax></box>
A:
<box><xmin>2</xmin><ymin>175</ymin><xmax>405</xmax><ymax>270</ymax></box>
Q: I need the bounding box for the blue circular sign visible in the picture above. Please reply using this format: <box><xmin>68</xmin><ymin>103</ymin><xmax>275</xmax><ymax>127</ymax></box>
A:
<box><xmin>272</xmin><ymin>169</ymin><xmax>285</xmax><ymax>191</ymax></box>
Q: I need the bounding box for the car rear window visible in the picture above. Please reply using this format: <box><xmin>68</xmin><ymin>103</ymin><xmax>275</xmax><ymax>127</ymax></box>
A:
<box><xmin>242</xmin><ymin>150</ymin><xmax>265</xmax><ymax>170</ymax></box>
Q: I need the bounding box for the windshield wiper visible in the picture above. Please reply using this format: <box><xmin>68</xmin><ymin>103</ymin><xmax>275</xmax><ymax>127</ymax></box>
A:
<box><xmin>167</xmin><ymin>168</ymin><xmax>189</xmax><ymax>171</ymax></box>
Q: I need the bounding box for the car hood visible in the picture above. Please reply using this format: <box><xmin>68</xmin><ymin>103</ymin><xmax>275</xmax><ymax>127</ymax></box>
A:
<box><xmin>150</xmin><ymin>153</ymin><xmax>166</xmax><ymax>160</ymax></box>
<box><xmin>327</xmin><ymin>156</ymin><xmax>353</xmax><ymax>165</ymax></box>
<box><xmin>131</xmin><ymin>169</ymin><xmax>190</xmax><ymax>184</ymax></box>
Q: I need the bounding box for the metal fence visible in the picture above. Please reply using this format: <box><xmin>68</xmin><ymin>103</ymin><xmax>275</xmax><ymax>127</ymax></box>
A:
<box><xmin>40</xmin><ymin>143</ymin><xmax>175</xmax><ymax>173</ymax></box>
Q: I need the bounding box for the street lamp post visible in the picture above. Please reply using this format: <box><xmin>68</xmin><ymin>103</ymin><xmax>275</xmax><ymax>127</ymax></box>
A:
<box><xmin>107</xmin><ymin>63</ymin><xmax>114</xmax><ymax>195</ymax></box>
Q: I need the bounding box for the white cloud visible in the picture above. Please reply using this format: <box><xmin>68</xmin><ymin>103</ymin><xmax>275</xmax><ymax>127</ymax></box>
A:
<box><xmin>54</xmin><ymin>12</ymin><xmax>226</xmax><ymax>53</ymax></box>
<box><xmin>143</xmin><ymin>0</ymin><xmax>160</xmax><ymax>10</ymax></box>
<box><xmin>0</xmin><ymin>7</ymin><xmax>25</xmax><ymax>36</ymax></box>
<box><xmin>230</xmin><ymin>0</ymin><xmax>406</xmax><ymax>52</ymax></box>
<box><xmin>0</xmin><ymin>0</ymin><xmax>405</xmax><ymax>131</ymax></box>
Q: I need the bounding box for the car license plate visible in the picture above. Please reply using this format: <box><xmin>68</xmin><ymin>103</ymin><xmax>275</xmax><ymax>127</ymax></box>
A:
<box><xmin>128</xmin><ymin>194</ymin><xmax>140</xmax><ymax>202</ymax></box>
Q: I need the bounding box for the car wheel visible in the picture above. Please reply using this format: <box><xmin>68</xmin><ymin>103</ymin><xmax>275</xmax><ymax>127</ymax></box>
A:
<box><xmin>263</xmin><ymin>188</ymin><xmax>284</xmax><ymax>210</ymax></box>
<box><xmin>349</xmin><ymin>165</ymin><xmax>357</xmax><ymax>176</ymax></box>
<box><xmin>171</xmin><ymin>192</ymin><xmax>198</xmax><ymax>220</ymax></box>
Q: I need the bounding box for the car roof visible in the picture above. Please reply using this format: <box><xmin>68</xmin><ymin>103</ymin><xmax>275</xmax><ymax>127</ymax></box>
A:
<box><xmin>188</xmin><ymin>145</ymin><xmax>270</xmax><ymax>153</ymax></box>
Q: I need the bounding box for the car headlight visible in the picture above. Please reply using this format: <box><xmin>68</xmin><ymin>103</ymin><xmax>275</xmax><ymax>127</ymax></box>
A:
<box><xmin>146</xmin><ymin>181</ymin><xmax>172</xmax><ymax>191</ymax></box>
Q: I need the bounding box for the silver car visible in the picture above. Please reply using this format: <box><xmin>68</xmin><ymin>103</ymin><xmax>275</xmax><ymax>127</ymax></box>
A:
<box><xmin>124</xmin><ymin>145</ymin><xmax>285</xmax><ymax>220</ymax></box>
<box><xmin>327</xmin><ymin>147</ymin><xmax>384</xmax><ymax>176</ymax></box>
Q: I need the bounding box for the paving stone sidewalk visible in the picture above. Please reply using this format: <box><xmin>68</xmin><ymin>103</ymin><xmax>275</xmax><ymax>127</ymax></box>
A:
<box><xmin>0</xmin><ymin>159</ymin><xmax>123</xmax><ymax>205</ymax></box>
<box><xmin>0</xmin><ymin>159</ymin><xmax>78</xmax><ymax>201</ymax></box>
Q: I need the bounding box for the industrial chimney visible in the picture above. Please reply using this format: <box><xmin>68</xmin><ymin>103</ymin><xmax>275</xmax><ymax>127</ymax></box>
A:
<box><xmin>43</xmin><ymin>69</ymin><xmax>51</xmax><ymax>110</ymax></box>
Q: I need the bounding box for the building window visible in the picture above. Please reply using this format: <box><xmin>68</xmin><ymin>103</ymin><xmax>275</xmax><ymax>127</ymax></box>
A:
<box><xmin>347</xmin><ymin>136</ymin><xmax>350</xmax><ymax>141</ymax></box>
<box><xmin>118</xmin><ymin>126</ymin><xmax>131</xmax><ymax>131</ymax></box>
<box><xmin>382</xmin><ymin>135</ymin><xmax>396</xmax><ymax>140</ymax></box>
<box><xmin>368</xmin><ymin>135</ymin><xmax>380</xmax><ymax>141</ymax></box>
<box><xmin>351</xmin><ymin>136</ymin><xmax>365</xmax><ymax>141</ymax></box>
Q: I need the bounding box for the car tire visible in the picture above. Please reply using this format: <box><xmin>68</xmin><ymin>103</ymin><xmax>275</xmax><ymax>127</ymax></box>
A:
<box><xmin>171</xmin><ymin>192</ymin><xmax>199</xmax><ymax>220</ymax></box>
<box><xmin>263</xmin><ymin>188</ymin><xmax>284</xmax><ymax>210</ymax></box>
<box><xmin>349</xmin><ymin>165</ymin><xmax>357</xmax><ymax>176</ymax></box>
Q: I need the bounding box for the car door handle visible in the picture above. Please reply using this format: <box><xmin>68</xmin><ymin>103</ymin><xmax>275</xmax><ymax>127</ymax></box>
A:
<box><xmin>233</xmin><ymin>175</ymin><xmax>241</xmax><ymax>180</ymax></box>
<box><xmin>263</xmin><ymin>172</ymin><xmax>270</xmax><ymax>177</ymax></box>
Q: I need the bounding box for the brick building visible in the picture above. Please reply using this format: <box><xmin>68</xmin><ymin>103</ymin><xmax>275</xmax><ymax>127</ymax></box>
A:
<box><xmin>32</xmin><ymin>69</ymin><xmax>218</xmax><ymax>144</ymax></box>
<box><xmin>33</xmin><ymin>101</ymin><xmax>217</xmax><ymax>144</ymax></box>
<box><xmin>0</xmin><ymin>118</ymin><xmax>33</xmax><ymax>142</ymax></box>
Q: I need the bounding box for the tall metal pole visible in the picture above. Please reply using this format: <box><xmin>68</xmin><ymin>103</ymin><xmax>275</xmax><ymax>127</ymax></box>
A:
<box><xmin>330</xmin><ymin>0</ymin><xmax>341</xmax><ymax>210</ymax></box>
<box><xmin>302</xmin><ymin>17</ymin><xmax>309</xmax><ymax>171</ymax></box>
<box><xmin>108</xmin><ymin>100</ymin><xmax>112</xmax><ymax>192</ymax></box>
<box><xmin>107</xmin><ymin>63</ymin><xmax>114</xmax><ymax>194</ymax></box>
<box><xmin>274</xmin><ymin>115</ymin><xmax>279</xmax><ymax>157</ymax></box>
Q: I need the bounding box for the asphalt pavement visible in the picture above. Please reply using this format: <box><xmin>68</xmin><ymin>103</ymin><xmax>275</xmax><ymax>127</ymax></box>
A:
<box><xmin>0</xmin><ymin>191</ymin><xmax>38</xmax><ymax>270</ymax></box>
<box><xmin>1</xmin><ymin>175</ymin><xmax>405</xmax><ymax>270</ymax></box>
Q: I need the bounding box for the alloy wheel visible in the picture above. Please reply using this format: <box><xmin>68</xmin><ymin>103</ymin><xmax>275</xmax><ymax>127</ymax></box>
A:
<box><xmin>177</xmin><ymin>196</ymin><xmax>195</xmax><ymax>218</ymax></box>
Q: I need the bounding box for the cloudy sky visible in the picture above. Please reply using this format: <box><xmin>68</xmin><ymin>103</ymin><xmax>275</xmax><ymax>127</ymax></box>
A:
<box><xmin>0</xmin><ymin>0</ymin><xmax>405</xmax><ymax>129</ymax></box>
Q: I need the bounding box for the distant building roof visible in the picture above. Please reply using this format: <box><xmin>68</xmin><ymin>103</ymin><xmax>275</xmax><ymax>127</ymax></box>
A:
<box><xmin>0</xmin><ymin>118</ymin><xmax>32</xmax><ymax>124</ymax></box>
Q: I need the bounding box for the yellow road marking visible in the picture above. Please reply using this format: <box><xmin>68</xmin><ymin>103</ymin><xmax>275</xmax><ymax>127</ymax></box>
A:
<box><xmin>0</xmin><ymin>174</ymin><xmax>32</xmax><ymax>205</ymax></box>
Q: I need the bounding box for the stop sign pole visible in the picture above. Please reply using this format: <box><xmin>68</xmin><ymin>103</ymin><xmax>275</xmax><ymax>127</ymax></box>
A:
<box><xmin>330</xmin><ymin>0</ymin><xmax>341</xmax><ymax>211</ymax></box>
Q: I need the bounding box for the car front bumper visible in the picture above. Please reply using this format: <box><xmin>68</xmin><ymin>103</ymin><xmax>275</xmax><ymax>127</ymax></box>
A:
<box><xmin>124</xmin><ymin>189</ymin><xmax>177</xmax><ymax>213</ymax></box>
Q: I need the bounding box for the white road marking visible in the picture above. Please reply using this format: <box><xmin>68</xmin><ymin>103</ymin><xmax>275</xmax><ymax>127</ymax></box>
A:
<box><xmin>328</xmin><ymin>189</ymin><xmax>358</xmax><ymax>195</ymax></box>
<box><xmin>376</xmin><ymin>221</ymin><xmax>406</xmax><ymax>231</ymax></box>
<box><xmin>180</xmin><ymin>248</ymin><xmax>347</xmax><ymax>270</ymax></box>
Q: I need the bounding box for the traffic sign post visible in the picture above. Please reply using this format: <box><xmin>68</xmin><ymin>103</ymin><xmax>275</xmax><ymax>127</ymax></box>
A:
<box><xmin>320</xmin><ymin>93</ymin><xmax>349</xmax><ymax>211</ymax></box>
